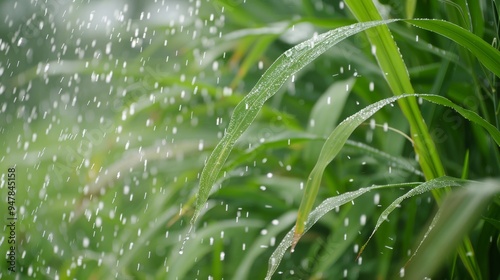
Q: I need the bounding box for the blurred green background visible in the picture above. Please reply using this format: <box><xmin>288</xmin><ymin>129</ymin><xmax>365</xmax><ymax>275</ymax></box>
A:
<box><xmin>0</xmin><ymin>0</ymin><xmax>499</xmax><ymax>279</ymax></box>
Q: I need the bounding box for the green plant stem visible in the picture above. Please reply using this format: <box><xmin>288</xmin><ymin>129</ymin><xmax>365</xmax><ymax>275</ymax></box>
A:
<box><xmin>344</xmin><ymin>0</ymin><xmax>445</xmax><ymax>187</ymax></box>
<box><xmin>344</xmin><ymin>1</ymin><xmax>481</xmax><ymax>279</ymax></box>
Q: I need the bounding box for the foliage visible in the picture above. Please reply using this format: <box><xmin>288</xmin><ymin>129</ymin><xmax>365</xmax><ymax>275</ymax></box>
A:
<box><xmin>0</xmin><ymin>0</ymin><xmax>499</xmax><ymax>279</ymax></box>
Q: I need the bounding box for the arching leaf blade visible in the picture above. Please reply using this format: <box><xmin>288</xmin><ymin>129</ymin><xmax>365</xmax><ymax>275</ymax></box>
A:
<box><xmin>293</xmin><ymin>93</ymin><xmax>500</xmax><ymax>247</ymax></box>
<box><xmin>293</xmin><ymin>94</ymin><xmax>413</xmax><ymax>247</ymax></box>
<box><xmin>266</xmin><ymin>182</ymin><xmax>419</xmax><ymax>279</ymax></box>
<box><xmin>191</xmin><ymin>19</ymin><xmax>398</xmax><ymax>225</ymax></box>
<box><xmin>417</xmin><ymin>94</ymin><xmax>500</xmax><ymax>145</ymax></box>
<box><xmin>405</xmin><ymin>179</ymin><xmax>500</xmax><ymax>279</ymax></box>
<box><xmin>357</xmin><ymin>176</ymin><xmax>468</xmax><ymax>258</ymax></box>
<box><xmin>407</xmin><ymin>19</ymin><xmax>500</xmax><ymax>77</ymax></box>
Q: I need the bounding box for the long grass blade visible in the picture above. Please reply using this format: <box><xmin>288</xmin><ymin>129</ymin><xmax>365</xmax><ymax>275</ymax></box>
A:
<box><xmin>265</xmin><ymin>182</ymin><xmax>420</xmax><ymax>280</ymax></box>
<box><xmin>293</xmin><ymin>93</ymin><xmax>500</xmax><ymax>247</ymax></box>
<box><xmin>357</xmin><ymin>176</ymin><xmax>468</xmax><ymax>257</ymax></box>
<box><xmin>418</xmin><ymin>94</ymin><xmax>500</xmax><ymax>145</ymax></box>
<box><xmin>293</xmin><ymin>94</ymin><xmax>414</xmax><ymax>247</ymax></box>
<box><xmin>407</xmin><ymin>19</ymin><xmax>500</xmax><ymax>77</ymax></box>
<box><xmin>345</xmin><ymin>0</ymin><xmax>446</xmax><ymax>186</ymax></box>
<box><xmin>404</xmin><ymin>179</ymin><xmax>500</xmax><ymax>279</ymax></box>
<box><xmin>191</xmin><ymin>19</ymin><xmax>398</xmax><ymax>225</ymax></box>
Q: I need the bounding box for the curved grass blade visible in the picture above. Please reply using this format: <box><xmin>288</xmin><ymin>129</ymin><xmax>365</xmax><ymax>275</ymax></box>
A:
<box><xmin>345</xmin><ymin>0</ymin><xmax>446</xmax><ymax>182</ymax></box>
<box><xmin>407</xmin><ymin>19</ymin><xmax>500</xmax><ymax>77</ymax></box>
<box><xmin>417</xmin><ymin>94</ymin><xmax>500</xmax><ymax>145</ymax></box>
<box><xmin>404</xmin><ymin>179</ymin><xmax>500</xmax><ymax>279</ymax></box>
<box><xmin>191</xmin><ymin>19</ymin><xmax>398</xmax><ymax>225</ymax></box>
<box><xmin>357</xmin><ymin>176</ymin><xmax>469</xmax><ymax>258</ymax></box>
<box><xmin>265</xmin><ymin>182</ymin><xmax>420</xmax><ymax>280</ymax></box>
<box><xmin>191</xmin><ymin>16</ymin><xmax>500</xmax><ymax>230</ymax></box>
<box><xmin>293</xmin><ymin>93</ymin><xmax>500</xmax><ymax>248</ymax></box>
<box><xmin>292</xmin><ymin>94</ymin><xmax>416</xmax><ymax>247</ymax></box>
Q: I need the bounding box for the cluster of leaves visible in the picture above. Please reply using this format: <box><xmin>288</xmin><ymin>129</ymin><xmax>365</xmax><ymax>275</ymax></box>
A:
<box><xmin>0</xmin><ymin>0</ymin><xmax>499</xmax><ymax>279</ymax></box>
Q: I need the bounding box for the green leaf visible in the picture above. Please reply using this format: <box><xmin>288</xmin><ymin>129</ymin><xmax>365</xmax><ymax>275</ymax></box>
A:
<box><xmin>345</xmin><ymin>0</ymin><xmax>446</xmax><ymax>185</ymax></box>
<box><xmin>357</xmin><ymin>176</ymin><xmax>468</xmax><ymax>257</ymax></box>
<box><xmin>265</xmin><ymin>182</ymin><xmax>420</xmax><ymax>280</ymax></box>
<box><xmin>407</xmin><ymin>19</ymin><xmax>500</xmax><ymax>77</ymax></box>
<box><xmin>191</xmin><ymin>19</ymin><xmax>398</xmax><ymax>225</ymax></box>
<box><xmin>405</xmin><ymin>179</ymin><xmax>500</xmax><ymax>279</ymax></box>
<box><xmin>417</xmin><ymin>94</ymin><xmax>500</xmax><ymax>146</ymax></box>
<box><xmin>467</xmin><ymin>0</ymin><xmax>485</xmax><ymax>37</ymax></box>
<box><xmin>266</xmin><ymin>177</ymin><xmax>488</xmax><ymax>279</ymax></box>
<box><xmin>192</xmin><ymin>13</ymin><xmax>500</xmax><ymax>274</ymax></box>
<box><xmin>293</xmin><ymin>94</ymin><xmax>414</xmax><ymax>246</ymax></box>
<box><xmin>293</xmin><ymin>93</ymin><xmax>500</xmax><ymax>247</ymax></box>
